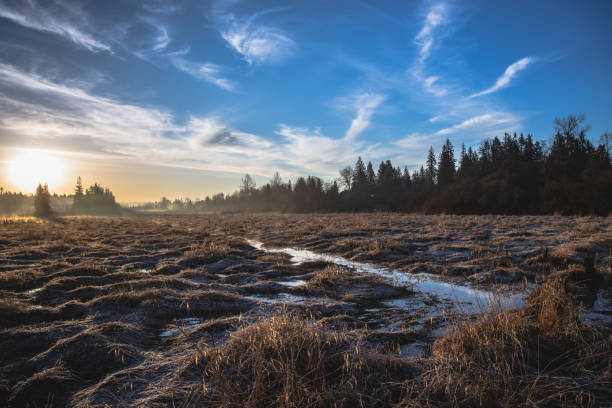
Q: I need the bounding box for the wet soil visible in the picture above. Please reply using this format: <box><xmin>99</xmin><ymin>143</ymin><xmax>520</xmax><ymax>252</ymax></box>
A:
<box><xmin>0</xmin><ymin>214</ymin><xmax>610</xmax><ymax>406</ymax></box>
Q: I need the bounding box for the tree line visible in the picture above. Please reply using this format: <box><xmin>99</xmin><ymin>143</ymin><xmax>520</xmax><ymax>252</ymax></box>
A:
<box><xmin>0</xmin><ymin>178</ymin><xmax>119</xmax><ymax>216</ymax></box>
<box><xmin>156</xmin><ymin>114</ymin><xmax>609</xmax><ymax>215</ymax></box>
<box><xmin>72</xmin><ymin>177</ymin><xmax>120</xmax><ymax>214</ymax></box>
<box><xmin>2</xmin><ymin>114</ymin><xmax>610</xmax><ymax>216</ymax></box>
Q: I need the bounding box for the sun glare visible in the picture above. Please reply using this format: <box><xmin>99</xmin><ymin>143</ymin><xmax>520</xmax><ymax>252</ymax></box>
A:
<box><xmin>6</xmin><ymin>150</ymin><xmax>65</xmax><ymax>193</ymax></box>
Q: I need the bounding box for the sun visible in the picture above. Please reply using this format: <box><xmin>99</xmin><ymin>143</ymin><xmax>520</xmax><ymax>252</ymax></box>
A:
<box><xmin>6</xmin><ymin>149</ymin><xmax>66</xmax><ymax>193</ymax></box>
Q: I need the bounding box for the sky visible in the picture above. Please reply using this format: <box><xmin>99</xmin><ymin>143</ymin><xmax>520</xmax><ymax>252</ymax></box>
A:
<box><xmin>0</xmin><ymin>0</ymin><xmax>611</xmax><ymax>202</ymax></box>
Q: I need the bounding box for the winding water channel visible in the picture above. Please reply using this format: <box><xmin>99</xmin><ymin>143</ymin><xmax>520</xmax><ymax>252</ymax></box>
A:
<box><xmin>247</xmin><ymin>239</ymin><xmax>526</xmax><ymax>314</ymax></box>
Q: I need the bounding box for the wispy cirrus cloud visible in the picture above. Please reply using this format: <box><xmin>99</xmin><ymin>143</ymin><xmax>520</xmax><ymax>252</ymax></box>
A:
<box><xmin>0</xmin><ymin>64</ymin><xmax>391</xmax><ymax>179</ymax></box>
<box><xmin>410</xmin><ymin>3</ymin><xmax>449</xmax><ymax>97</ymax></box>
<box><xmin>397</xmin><ymin>2</ymin><xmax>525</xmax><ymax>152</ymax></box>
<box><xmin>129</xmin><ymin>19</ymin><xmax>237</xmax><ymax>92</ymax></box>
<box><xmin>221</xmin><ymin>21</ymin><xmax>295</xmax><ymax>64</ymax></box>
<box><xmin>469</xmin><ymin>57</ymin><xmax>536</xmax><ymax>98</ymax></box>
<box><xmin>435</xmin><ymin>112</ymin><xmax>519</xmax><ymax>136</ymax></box>
<box><xmin>0</xmin><ymin>63</ymin><xmax>177</xmax><ymax>153</ymax></box>
<box><xmin>170</xmin><ymin>58</ymin><xmax>237</xmax><ymax>91</ymax></box>
<box><xmin>414</xmin><ymin>3</ymin><xmax>446</xmax><ymax>65</ymax></box>
<box><xmin>0</xmin><ymin>0</ymin><xmax>111</xmax><ymax>53</ymax></box>
<box><xmin>151</xmin><ymin>26</ymin><xmax>170</xmax><ymax>52</ymax></box>
<box><xmin>343</xmin><ymin>93</ymin><xmax>386</xmax><ymax>141</ymax></box>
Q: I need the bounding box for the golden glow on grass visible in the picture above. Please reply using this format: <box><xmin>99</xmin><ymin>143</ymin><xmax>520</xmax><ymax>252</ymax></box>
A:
<box><xmin>5</xmin><ymin>149</ymin><xmax>66</xmax><ymax>193</ymax></box>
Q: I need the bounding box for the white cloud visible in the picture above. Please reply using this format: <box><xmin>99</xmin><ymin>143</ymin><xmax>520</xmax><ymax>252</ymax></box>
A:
<box><xmin>152</xmin><ymin>27</ymin><xmax>170</xmax><ymax>52</ymax></box>
<box><xmin>186</xmin><ymin>117</ymin><xmax>271</xmax><ymax>150</ymax></box>
<box><xmin>469</xmin><ymin>57</ymin><xmax>535</xmax><ymax>98</ymax></box>
<box><xmin>344</xmin><ymin>93</ymin><xmax>386</xmax><ymax>141</ymax></box>
<box><xmin>415</xmin><ymin>3</ymin><xmax>446</xmax><ymax>65</ymax></box>
<box><xmin>423</xmin><ymin>75</ymin><xmax>447</xmax><ymax>97</ymax></box>
<box><xmin>131</xmin><ymin>20</ymin><xmax>236</xmax><ymax>92</ymax></box>
<box><xmin>398</xmin><ymin>3</ymin><xmax>526</xmax><ymax>156</ymax></box>
<box><xmin>0</xmin><ymin>2</ymin><xmax>111</xmax><ymax>53</ymax></box>
<box><xmin>276</xmin><ymin>125</ymin><xmax>388</xmax><ymax>174</ymax></box>
<box><xmin>394</xmin><ymin>133</ymin><xmax>430</xmax><ymax>149</ymax></box>
<box><xmin>410</xmin><ymin>3</ymin><xmax>449</xmax><ymax>96</ymax></box>
<box><xmin>171</xmin><ymin>58</ymin><xmax>236</xmax><ymax>91</ymax></box>
<box><xmin>221</xmin><ymin>21</ymin><xmax>295</xmax><ymax>64</ymax></box>
<box><xmin>435</xmin><ymin>112</ymin><xmax>519</xmax><ymax>136</ymax></box>
<box><xmin>0</xmin><ymin>63</ymin><xmax>177</xmax><ymax>151</ymax></box>
<box><xmin>197</xmin><ymin>63</ymin><xmax>236</xmax><ymax>92</ymax></box>
<box><xmin>0</xmin><ymin>64</ymin><xmax>393</xmax><ymax>179</ymax></box>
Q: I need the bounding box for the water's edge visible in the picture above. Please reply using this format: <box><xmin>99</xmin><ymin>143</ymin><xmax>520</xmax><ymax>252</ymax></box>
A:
<box><xmin>247</xmin><ymin>239</ymin><xmax>526</xmax><ymax>313</ymax></box>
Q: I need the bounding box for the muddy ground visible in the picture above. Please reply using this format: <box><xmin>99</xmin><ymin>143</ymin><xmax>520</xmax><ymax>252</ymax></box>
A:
<box><xmin>0</xmin><ymin>214</ymin><xmax>610</xmax><ymax>407</ymax></box>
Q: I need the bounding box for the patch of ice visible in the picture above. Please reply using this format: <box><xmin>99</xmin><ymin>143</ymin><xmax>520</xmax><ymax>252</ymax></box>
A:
<box><xmin>245</xmin><ymin>293</ymin><xmax>331</xmax><ymax>304</ymax></box>
<box><xmin>26</xmin><ymin>287</ymin><xmax>43</xmax><ymax>295</ymax></box>
<box><xmin>277</xmin><ymin>280</ymin><xmax>306</xmax><ymax>287</ymax></box>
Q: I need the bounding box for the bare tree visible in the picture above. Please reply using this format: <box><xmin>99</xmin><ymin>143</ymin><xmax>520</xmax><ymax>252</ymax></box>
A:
<box><xmin>241</xmin><ymin>174</ymin><xmax>256</xmax><ymax>194</ymax></box>
<box><xmin>270</xmin><ymin>171</ymin><xmax>283</xmax><ymax>188</ymax></box>
<box><xmin>338</xmin><ymin>166</ymin><xmax>353</xmax><ymax>191</ymax></box>
<box><xmin>553</xmin><ymin>113</ymin><xmax>590</xmax><ymax>138</ymax></box>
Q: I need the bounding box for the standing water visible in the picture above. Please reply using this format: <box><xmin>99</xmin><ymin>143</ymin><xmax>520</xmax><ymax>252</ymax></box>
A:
<box><xmin>247</xmin><ymin>239</ymin><xmax>525</xmax><ymax>314</ymax></box>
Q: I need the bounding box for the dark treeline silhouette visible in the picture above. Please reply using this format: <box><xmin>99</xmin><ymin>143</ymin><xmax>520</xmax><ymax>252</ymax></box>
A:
<box><xmin>72</xmin><ymin>177</ymin><xmax>120</xmax><ymax>214</ymax></box>
<box><xmin>2</xmin><ymin>114</ymin><xmax>610</xmax><ymax>216</ymax></box>
<box><xmin>146</xmin><ymin>114</ymin><xmax>609</xmax><ymax>215</ymax></box>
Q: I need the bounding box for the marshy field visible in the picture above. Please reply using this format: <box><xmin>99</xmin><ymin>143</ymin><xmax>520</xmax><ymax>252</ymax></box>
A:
<box><xmin>1</xmin><ymin>214</ymin><xmax>611</xmax><ymax>407</ymax></box>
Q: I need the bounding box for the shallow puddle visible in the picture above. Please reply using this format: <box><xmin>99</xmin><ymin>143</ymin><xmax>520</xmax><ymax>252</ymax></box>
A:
<box><xmin>277</xmin><ymin>279</ymin><xmax>306</xmax><ymax>287</ymax></box>
<box><xmin>582</xmin><ymin>291</ymin><xmax>612</xmax><ymax>325</ymax></box>
<box><xmin>245</xmin><ymin>293</ymin><xmax>332</xmax><ymax>304</ymax></box>
<box><xmin>247</xmin><ymin>239</ymin><xmax>525</xmax><ymax>313</ymax></box>
<box><xmin>26</xmin><ymin>287</ymin><xmax>43</xmax><ymax>295</ymax></box>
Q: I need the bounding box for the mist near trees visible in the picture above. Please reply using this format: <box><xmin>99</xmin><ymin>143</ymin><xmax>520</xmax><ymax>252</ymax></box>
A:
<box><xmin>1</xmin><ymin>114</ymin><xmax>610</xmax><ymax>216</ymax></box>
<box><xmin>34</xmin><ymin>184</ymin><xmax>51</xmax><ymax>217</ymax></box>
<box><xmin>161</xmin><ymin>114</ymin><xmax>609</xmax><ymax>215</ymax></box>
<box><xmin>72</xmin><ymin>177</ymin><xmax>120</xmax><ymax>214</ymax></box>
<box><xmin>0</xmin><ymin>178</ymin><xmax>119</xmax><ymax>216</ymax></box>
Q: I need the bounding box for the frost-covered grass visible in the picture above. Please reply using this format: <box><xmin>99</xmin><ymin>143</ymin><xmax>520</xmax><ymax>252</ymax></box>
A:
<box><xmin>0</xmin><ymin>214</ymin><xmax>609</xmax><ymax>407</ymax></box>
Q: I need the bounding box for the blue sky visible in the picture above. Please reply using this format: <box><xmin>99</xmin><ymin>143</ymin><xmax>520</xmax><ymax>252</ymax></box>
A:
<box><xmin>0</xmin><ymin>0</ymin><xmax>611</xmax><ymax>201</ymax></box>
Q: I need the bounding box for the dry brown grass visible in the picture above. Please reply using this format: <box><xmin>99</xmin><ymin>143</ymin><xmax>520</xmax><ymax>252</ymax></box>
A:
<box><xmin>196</xmin><ymin>313</ymin><xmax>417</xmax><ymax>407</ymax></box>
<box><xmin>177</xmin><ymin>273</ymin><xmax>611</xmax><ymax>407</ymax></box>
<box><xmin>0</xmin><ymin>214</ymin><xmax>610</xmax><ymax>407</ymax></box>
<box><xmin>402</xmin><ymin>278</ymin><xmax>611</xmax><ymax>407</ymax></box>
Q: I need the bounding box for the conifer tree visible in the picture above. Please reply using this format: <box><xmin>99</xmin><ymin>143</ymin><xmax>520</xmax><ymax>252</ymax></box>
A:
<box><xmin>366</xmin><ymin>161</ymin><xmax>376</xmax><ymax>186</ymax></box>
<box><xmin>34</xmin><ymin>183</ymin><xmax>51</xmax><ymax>217</ymax></box>
<box><xmin>437</xmin><ymin>138</ymin><xmax>456</xmax><ymax>186</ymax></box>
<box><xmin>426</xmin><ymin>147</ymin><xmax>437</xmax><ymax>186</ymax></box>
<box><xmin>352</xmin><ymin>157</ymin><xmax>368</xmax><ymax>190</ymax></box>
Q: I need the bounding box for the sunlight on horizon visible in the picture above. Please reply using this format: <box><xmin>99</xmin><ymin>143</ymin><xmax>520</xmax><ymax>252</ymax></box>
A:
<box><xmin>5</xmin><ymin>149</ymin><xmax>67</xmax><ymax>193</ymax></box>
